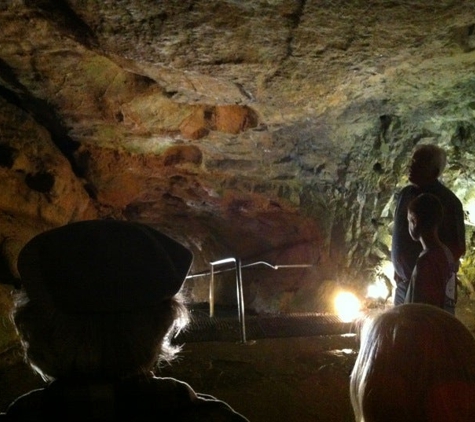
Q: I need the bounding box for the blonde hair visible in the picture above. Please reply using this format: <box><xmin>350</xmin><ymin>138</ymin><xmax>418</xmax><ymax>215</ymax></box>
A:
<box><xmin>350</xmin><ymin>304</ymin><xmax>475</xmax><ymax>422</ymax></box>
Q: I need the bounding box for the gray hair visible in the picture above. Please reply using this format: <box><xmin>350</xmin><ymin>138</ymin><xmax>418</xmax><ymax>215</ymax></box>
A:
<box><xmin>414</xmin><ymin>144</ymin><xmax>447</xmax><ymax>178</ymax></box>
<box><xmin>13</xmin><ymin>290</ymin><xmax>189</xmax><ymax>382</ymax></box>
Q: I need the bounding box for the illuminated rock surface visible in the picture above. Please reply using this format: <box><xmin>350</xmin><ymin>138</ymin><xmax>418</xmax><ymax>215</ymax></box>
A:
<box><xmin>1</xmin><ymin>1</ymin><xmax>475</xmax><ymax>321</ymax></box>
<box><xmin>2</xmin><ymin>2</ymin><xmax>475</xmax><ymax>420</ymax></box>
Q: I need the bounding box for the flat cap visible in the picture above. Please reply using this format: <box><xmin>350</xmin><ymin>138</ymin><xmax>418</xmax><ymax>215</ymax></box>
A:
<box><xmin>17</xmin><ymin>220</ymin><xmax>193</xmax><ymax>314</ymax></box>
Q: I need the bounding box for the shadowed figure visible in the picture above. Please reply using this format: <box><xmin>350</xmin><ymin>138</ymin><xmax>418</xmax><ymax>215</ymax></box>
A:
<box><xmin>404</xmin><ymin>193</ymin><xmax>457</xmax><ymax>314</ymax></box>
<box><xmin>1</xmin><ymin>220</ymin><xmax>249</xmax><ymax>422</ymax></box>
<box><xmin>350</xmin><ymin>303</ymin><xmax>475</xmax><ymax>422</ymax></box>
<box><xmin>391</xmin><ymin>144</ymin><xmax>465</xmax><ymax>307</ymax></box>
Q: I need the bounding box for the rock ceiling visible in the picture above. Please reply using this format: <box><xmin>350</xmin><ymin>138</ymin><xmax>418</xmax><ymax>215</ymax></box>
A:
<box><xmin>1</xmin><ymin>0</ymin><xmax>475</xmax><ymax>311</ymax></box>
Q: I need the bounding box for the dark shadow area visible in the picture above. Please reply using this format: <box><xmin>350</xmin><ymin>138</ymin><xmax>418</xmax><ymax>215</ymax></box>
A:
<box><xmin>0</xmin><ymin>60</ymin><xmax>81</xmax><ymax>175</ymax></box>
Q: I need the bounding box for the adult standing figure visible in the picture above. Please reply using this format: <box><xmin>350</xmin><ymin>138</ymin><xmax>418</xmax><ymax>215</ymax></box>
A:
<box><xmin>391</xmin><ymin>144</ymin><xmax>466</xmax><ymax>306</ymax></box>
<box><xmin>1</xmin><ymin>220</ymin><xmax>249</xmax><ymax>422</ymax></box>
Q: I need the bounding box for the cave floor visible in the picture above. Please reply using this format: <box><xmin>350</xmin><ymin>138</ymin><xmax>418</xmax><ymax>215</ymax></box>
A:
<box><xmin>177</xmin><ymin>303</ymin><xmax>356</xmax><ymax>343</ymax></box>
<box><xmin>162</xmin><ymin>298</ymin><xmax>475</xmax><ymax>422</ymax></box>
<box><xmin>1</xmin><ymin>298</ymin><xmax>475</xmax><ymax>422</ymax></box>
<box><xmin>163</xmin><ymin>331</ymin><xmax>359</xmax><ymax>422</ymax></box>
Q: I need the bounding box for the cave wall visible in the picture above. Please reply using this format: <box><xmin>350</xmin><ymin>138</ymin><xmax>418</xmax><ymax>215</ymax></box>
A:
<box><xmin>1</xmin><ymin>0</ymin><xmax>475</xmax><ymax>336</ymax></box>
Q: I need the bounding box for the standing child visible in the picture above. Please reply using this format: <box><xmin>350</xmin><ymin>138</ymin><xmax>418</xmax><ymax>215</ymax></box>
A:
<box><xmin>404</xmin><ymin>193</ymin><xmax>457</xmax><ymax>314</ymax></box>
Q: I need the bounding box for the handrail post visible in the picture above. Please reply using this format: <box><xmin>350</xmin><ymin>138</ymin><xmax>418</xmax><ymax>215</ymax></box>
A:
<box><xmin>208</xmin><ymin>257</ymin><xmax>247</xmax><ymax>343</ymax></box>
<box><xmin>236</xmin><ymin>258</ymin><xmax>246</xmax><ymax>343</ymax></box>
<box><xmin>203</xmin><ymin>258</ymin><xmax>312</xmax><ymax>343</ymax></box>
<box><xmin>209</xmin><ymin>264</ymin><xmax>215</xmax><ymax>318</ymax></box>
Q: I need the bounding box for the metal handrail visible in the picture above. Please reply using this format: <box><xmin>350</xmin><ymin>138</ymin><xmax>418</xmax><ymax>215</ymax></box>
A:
<box><xmin>186</xmin><ymin>259</ymin><xmax>313</xmax><ymax>344</ymax></box>
<box><xmin>186</xmin><ymin>261</ymin><xmax>313</xmax><ymax>279</ymax></box>
<box><xmin>209</xmin><ymin>258</ymin><xmax>246</xmax><ymax>343</ymax></box>
<box><xmin>241</xmin><ymin>261</ymin><xmax>313</xmax><ymax>270</ymax></box>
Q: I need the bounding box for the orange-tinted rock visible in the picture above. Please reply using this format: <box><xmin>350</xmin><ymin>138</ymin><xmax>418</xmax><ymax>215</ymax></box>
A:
<box><xmin>162</xmin><ymin>145</ymin><xmax>203</xmax><ymax>166</ymax></box>
<box><xmin>180</xmin><ymin>108</ymin><xmax>209</xmax><ymax>140</ymax></box>
<box><xmin>214</xmin><ymin>105</ymin><xmax>258</xmax><ymax>134</ymax></box>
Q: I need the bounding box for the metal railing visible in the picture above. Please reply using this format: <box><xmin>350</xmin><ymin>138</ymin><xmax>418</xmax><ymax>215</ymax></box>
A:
<box><xmin>210</xmin><ymin>258</ymin><xmax>246</xmax><ymax>342</ymax></box>
<box><xmin>186</xmin><ymin>259</ymin><xmax>313</xmax><ymax>343</ymax></box>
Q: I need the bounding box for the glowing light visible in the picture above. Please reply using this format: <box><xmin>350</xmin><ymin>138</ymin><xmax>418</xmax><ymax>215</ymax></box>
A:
<box><xmin>367</xmin><ymin>260</ymin><xmax>394</xmax><ymax>301</ymax></box>
<box><xmin>367</xmin><ymin>279</ymin><xmax>389</xmax><ymax>300</ymax></box>
<box><xmin>380</xmin><ymin>261</ymin><xmax>394</xmax><ymax>282</ymax></box>
<box><xmin>334</xmin><ymin>291</ymin><xmax>361</xmax><ymax>322</ymax></box>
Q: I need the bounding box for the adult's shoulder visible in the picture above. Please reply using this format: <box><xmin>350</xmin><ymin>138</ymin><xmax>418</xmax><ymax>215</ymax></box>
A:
<box><xmin>394</xmin><ymin>184</ymin><xmax>414</xmax><ymax>202</ymax></box>
<box><xmin>180</xmin><ymin>394</ymin><xmax>250</xmax><ymax>422</ymax></box>
<box><xmin>147</xmin><ymin>377</ymin><xmax>249</xmax><ymax>421</ymax></box>
<box><xmin>434</xmin><ymin>181</ymin><xmax>463</xmax><ymax>206</ymax></box>
<box><xmin>397</xmin><ymin>184</ymin><xmax>414</xmax><ymax>195</ymax></box>
<box><xmin>1</xmin><ymin>388</ymin><xmax>45</xmax><ymax>421</ymax></box>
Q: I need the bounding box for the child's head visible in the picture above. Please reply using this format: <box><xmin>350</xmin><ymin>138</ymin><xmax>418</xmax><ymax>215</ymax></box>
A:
<box><xmin>407</xmin><ymin>193</ymin><xmax>443</xmax><ymax>241</ymax></box>
<box><xmin>350</xmin><ymin>304</ymin><xmax>475</xmax><ymax>422</ymax></box>
<box><xmin>15</xmin><ymin>220</ymin><xmax>193</xmax><ymax>381</ymax></box>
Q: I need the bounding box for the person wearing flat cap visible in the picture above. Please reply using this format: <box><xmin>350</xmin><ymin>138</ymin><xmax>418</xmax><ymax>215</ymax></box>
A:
<box><xmin>1</xmin><ymin>220</ymin><xmax>249</xmax><ymax>422</ymax></box>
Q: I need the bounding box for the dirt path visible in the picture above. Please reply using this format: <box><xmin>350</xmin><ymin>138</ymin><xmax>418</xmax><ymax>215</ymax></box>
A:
<box><xmin>160</xmin><ymin>334</ymin><xmax>358</xmax><ymax>422</ymax></box>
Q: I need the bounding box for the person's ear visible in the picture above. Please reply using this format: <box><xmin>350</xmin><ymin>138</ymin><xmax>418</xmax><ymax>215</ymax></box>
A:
<box><xmin>413</xmin><ymin>214</ymin><xmax>420</xmax><ymax>226</ymax></box>
<box><xmin>431</xmin><ymin>166</ymin><xmax>440</xmax><ymax>180</ymax></box>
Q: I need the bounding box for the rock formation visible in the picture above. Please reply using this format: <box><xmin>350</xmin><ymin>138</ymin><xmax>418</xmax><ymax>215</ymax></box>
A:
<box><xmin>1</xmin><ymin>0</ymin><xmax>475</xmax><ymax>332</ymax></box>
